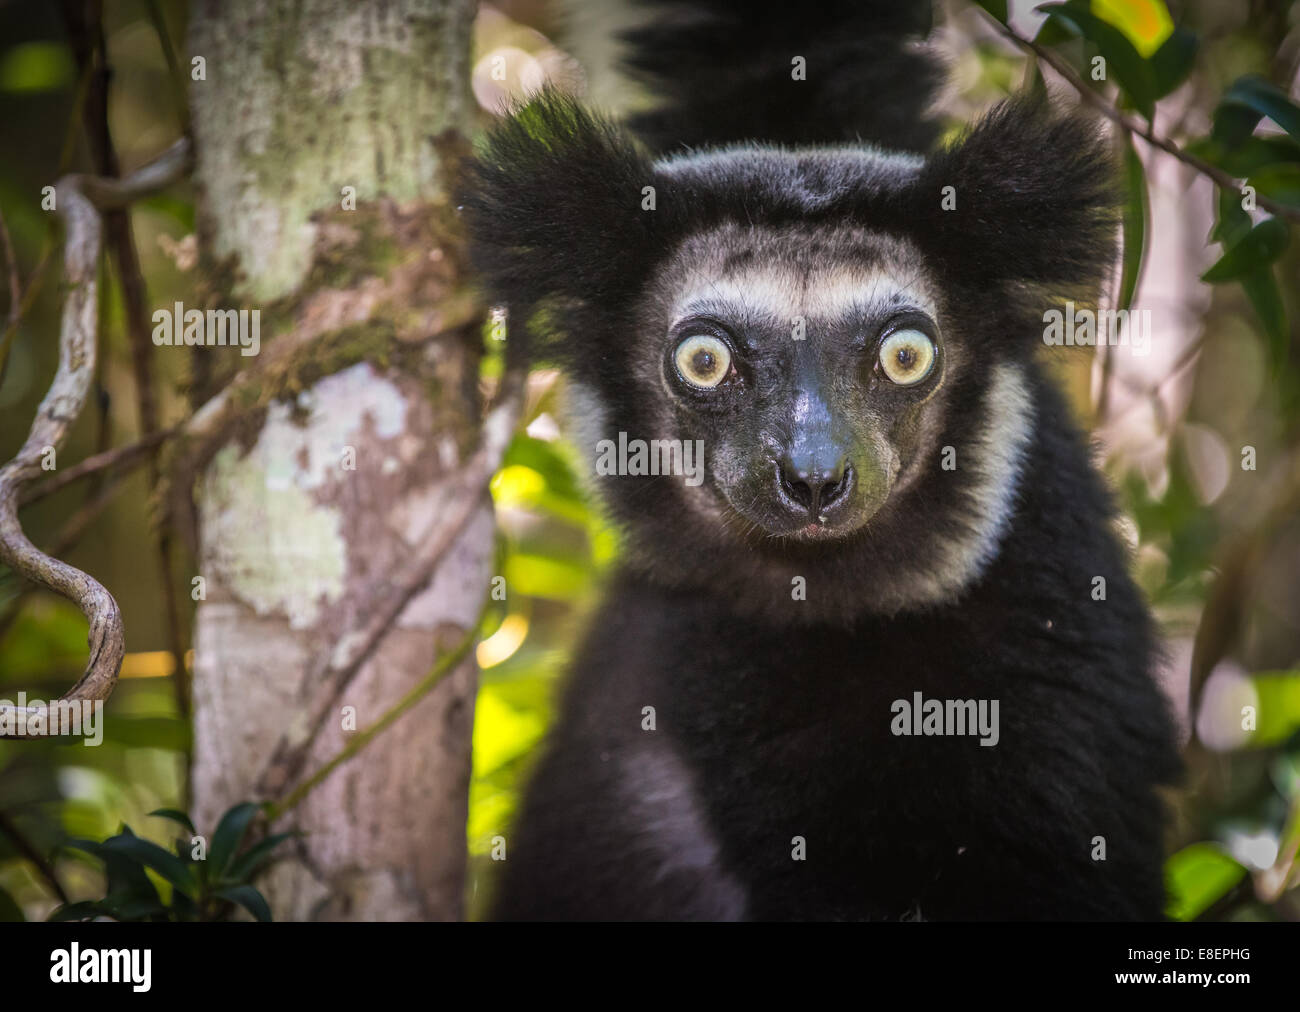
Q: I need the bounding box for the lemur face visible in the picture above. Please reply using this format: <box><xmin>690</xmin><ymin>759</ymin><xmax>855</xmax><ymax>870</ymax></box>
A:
<box><xmin>637</xmin><ymin>223</ymin><xmax>953</xmax><ymax>544</ymax></box>
<box><xmin>464</xmin><ymin>92</ymin><xmax>1116</xmax><ymax>617</ymax></box>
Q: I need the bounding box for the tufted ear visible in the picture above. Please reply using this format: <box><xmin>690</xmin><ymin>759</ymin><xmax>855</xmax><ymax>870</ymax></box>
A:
<box><xmin>907</xmin><ymin>94</ymin><xmax>1121</xmax><ymax>302</ymax></box>
<box><xmin>459</xmin><ymin>90</ymin><xmax>661</xmax><ymax>362</ymax></box>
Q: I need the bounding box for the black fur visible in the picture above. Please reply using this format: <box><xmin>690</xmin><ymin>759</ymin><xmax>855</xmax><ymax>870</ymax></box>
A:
<box><xmin>462</xmin><ymin>91</ymin><xmax>1120</xmax><ymax>372</ymax></box>
<box><xmin>459</xmin><ymin>1</ymin><xmax>1181</xmax><ymax>920</ymax></box>
<box><xmin>493</xmin><ymin>375</ymin><xmax>1179</xmax><ymax>918</ymax></box>
<box><xmin>621</xmin><ymin>0</ymin><xmax>942</xmax><ymax>153</ymax></box>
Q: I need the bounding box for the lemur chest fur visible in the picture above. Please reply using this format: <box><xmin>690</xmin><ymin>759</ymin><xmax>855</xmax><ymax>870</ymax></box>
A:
<box><xmin>575</xmin><ymin>578</ymin><xmax>1073</xmax><ymax>918</ymax></box>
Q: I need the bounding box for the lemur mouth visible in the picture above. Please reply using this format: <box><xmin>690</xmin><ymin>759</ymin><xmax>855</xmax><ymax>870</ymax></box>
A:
<box><xmin>727</xmin><ymin>501</ymin><xmax>873</xmax><ymax>545</ymax></box>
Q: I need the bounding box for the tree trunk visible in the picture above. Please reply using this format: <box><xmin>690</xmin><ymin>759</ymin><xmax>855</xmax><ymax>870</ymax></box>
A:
<box><xmin>185</xmin><ymin>0</ymin><xmax>483</xmax><ymax>921</ymax></box>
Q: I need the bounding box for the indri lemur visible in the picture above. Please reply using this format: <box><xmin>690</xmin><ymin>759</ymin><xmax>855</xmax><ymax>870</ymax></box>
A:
<box><xmin>461</xmin><ymin>0</ymin><xmax>1182</xmax><ymax>919</ymax></box>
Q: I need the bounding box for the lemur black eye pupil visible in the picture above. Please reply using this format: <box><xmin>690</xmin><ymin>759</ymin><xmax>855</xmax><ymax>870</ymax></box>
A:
<box><xmin>694</xmin><ymin>351</ymin><xmax>715</xmax><ymax>374</ymax></box>
<box><xmin>897</xmin><ymin>348</ymin><xmax>915</xmax><ymax>369</ymax></box>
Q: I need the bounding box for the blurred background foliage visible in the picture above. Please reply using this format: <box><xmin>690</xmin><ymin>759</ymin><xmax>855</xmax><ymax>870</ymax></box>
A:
<box><xmin>1</xmin><ymin>0</ymin><xmax>1298</xmax><ymax>922</ymax></box>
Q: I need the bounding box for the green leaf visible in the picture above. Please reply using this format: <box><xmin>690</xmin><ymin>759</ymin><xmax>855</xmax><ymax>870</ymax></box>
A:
<box><xmin>504</xmin><ymin>553</ymin><xmax>589</xmax><ymax>601</ymax></box>
<box><xmin>101</xmin><ymin>716</ymin><xmax>192</xmax><ymax>751</ymax></box>
<box><xmin>108</xmin><ymin>896</ymin><xmax>169</xmax><ymax>921</ymax></box>
<box><xmin>0</xmin><ymin>42</ymin><xmax>75</xmax><ymax>94</ymax></box>
<box><xmin>215</xmin><ymin>885</ymin><xmax>273</xmax><ymax>922</ymax></box>
<box><xmin>48</xmin><ymin>900</ymin><xmax>113</xmax><ymax>922</ymax></box>
<box><xmin>148</xmin><ymin>808</ymin><xmax>196</xmax><ymax>835</ymax></box>
<box><xmin>98</xmin><ymin>832</ymin><xmax>197</xmax><ymax>897</ymax></box>
<box><xmin>973</xmin><ymin>0</ymin><xmax>1008</xmax><ymax>22</ymax></box>
<box><xmin>1165</xmin><ymin>843</ymin><xmax>1247</xmax><ymax>921</ymax></box>
<box><xmin>65</xmin><ymin>837</ymin><xmax>163</xmax><ymax>907</ymax></box>
<box><xmin>1037</xmin><ymin>2</ymin><xmax>1157</xmax><ymax>120</ymax></box>
<box><xmin>1248</xmin><ymin>164</ymin><xmax>1300</xmax><ymax>211</ymax></box>
<box><xmin>1091</xmin><ymin>0</ymin><xmax>1175</xmax><ymax>56</ymax></box>
<box><xmin>224</xmin><ymin>832</ymin><xmax>296</xmax><ymax>884</ymax></box>
<box><xmin>1201</xmin><ymin>218</ymin><xmax>1289</xmax><ymax>282</ymax></box>
<box><xmin>1033</xmin><ymin>11</ymin><xmax>1077</xmax><ymax>47</ymax></box>
<box><xmin>170</xmin><ymin>888</ymin><xmax>199</xmax><ymax>922</ymax></box>
<box><xmin>1239</xmin><ymin>266</ymin><xmax>1288</xmax><ymax>367</ymax></box>
<box><xmin>1192</xmin><ymin>135</ymin><xmax>1300</xmax><ymax>177</ymax></box>
<box><xmin>1211</xmin><ymin>103</ymin><xmax>1266</xmax><ymax>149</ymax></box>
<box><xmin>1218</xmin><ymin>74</ymin><xmax>1300</xmax><ymax>141</ymax></box>
<box><xmin>0</xmin><ymin>886</ymin><xmax>25</xmax><ymax>921</ymax></box>
<box><xmin>502</xmin><ymin>435</ymin><xmax>582</xmax><ymax>504</ymax></box>
<box><xmin>1210</xmin><ymin>187</ymin><xmax>1252</xmax><ymax>246</ymax></box>
<box><xmin>209</xmin><ymin>802</ymin><xmax>262</xmax><ymax>876</ymax></box>
<box><xmin>1147</xmin><ymin>26</ymin><xmax>1197</xmax><ymax>98</ymax></box>
<box><xmin>1118</xmin><ymin>138</ymin><xmax>1148</xmax><ymax>313</ymax></box>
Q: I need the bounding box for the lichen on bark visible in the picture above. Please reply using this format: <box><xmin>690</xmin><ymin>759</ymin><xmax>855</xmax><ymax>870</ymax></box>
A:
<box><xmin>185</xmin><ymin>0</ymin><xmax>486</xmax><ymax>921</ymax></box>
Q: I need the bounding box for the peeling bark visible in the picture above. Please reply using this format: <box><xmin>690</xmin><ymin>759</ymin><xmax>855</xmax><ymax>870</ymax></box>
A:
<box><xmin>186</xmin><ymin>0</ymin><xmax>484</xmax><ymax>921</ymax></box>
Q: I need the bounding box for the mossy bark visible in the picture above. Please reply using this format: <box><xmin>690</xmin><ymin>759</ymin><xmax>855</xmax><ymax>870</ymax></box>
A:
<box><xmin>186</xmin><ymin>0</ymin><xmax>483</xmax><ymax>920</ymax></box>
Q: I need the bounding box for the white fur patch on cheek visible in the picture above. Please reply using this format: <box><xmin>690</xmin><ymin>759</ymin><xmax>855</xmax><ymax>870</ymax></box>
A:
<box><xmin>563</xmin><ymin>379</ymin><xmax>611</xmax><ymax>475</ymax></box>
<box><xmin>941</xmin><ymin>361</ymin><xmax>1035</xmax><ymax>587</ymax></box>
<box><xmin>873</xmin><ymin>361</ymin><xmax>1034</xmax><ymax>612</ymax></box>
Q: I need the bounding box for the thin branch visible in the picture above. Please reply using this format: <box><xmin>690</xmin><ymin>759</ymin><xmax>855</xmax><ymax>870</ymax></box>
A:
<box><xmin>1101</xmin><ymin>331</ymin><xmax>1208</xmax><ymax>433</ymax></box>
<box><xmin>143</xmin><ymin>0</ymin><xmax>190</xmax><ymax>133</ymax></box>
<box><xmin>0</xmin><ymin>466</ymin><xmax>136</xmax><ymax>647</ymax></box>
<box><xmin>266</xmin><ymin>604</ymin><xmax>486</xmax><ymax>822</ymax></box>
<box><xmin>0</xmin><ymin>240</ymin><xmax>54</xmax><ymax>388</ymax></box>
<box><xmin>1256</xmin><ymin>788</ymin><xmax>1300</xmax><ymax>904</ymax></box>
<box><xmin>255</xmin><ymin>363</ymin><xmax>528</xmax><ymax>799</ymax></box>
<box><xmin>1188</xmin><ymin>442</ymin><xmax>1300</xmax><ymax>728</ymax></box>
<box><xmin>0</xmin><ymin>51</ymin><xmax>97</xmax><ymax>386</ymax></box>
<box><xmin>0</xmin><ymin>810</ymin><xmax>69</xmax><ymax>906</ymax></box>
<box><xmin>0</xmin><ymin>139</ymin><xmax>191</xmax><ymax>739</ymax></box>
<box><xmin>68</xmin><ymin>7</ymin><xmax>190</xmax><ymax>719</ymax></box>
<box><xmin>990</xmin><ymin>18</ymin><xmax>1300</xmax><ymax>225</ymax></box>
<box><xmin>19</xmin><ymin>426</ymin><xmax>176</xmax><ymax>506</ymax></box>
<box><xmin>0</xmin><ymin>209</ymin><xmax>20</xmax><ymax>323</ymax></box>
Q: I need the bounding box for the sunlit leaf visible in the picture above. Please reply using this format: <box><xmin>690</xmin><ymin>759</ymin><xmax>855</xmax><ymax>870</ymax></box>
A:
<box><xmin>1037</xmin><ymin>2</ymin><xmax>1157</xmax><ymax>119</ymax></box>
<box><xmin>502</xmin><ymin>435</ymin><xmax>583</xmax><ymax>502</ymax></box>
<box><xmin>504</xmin><ymin>554</ymin><xmax>589</xmax><ymax>600</ymax></box>
<box><xmin>473</xmin><ymin>687</ymin><xmax>546</xmax><ymax>780</ymax></box>
<box><xmin>1165</xmin><ymin>843</ymin><xmax>1246</xmax><ymax>921</ymax></box>
<box><xmin>0</xmin><ymin>42</ymin><xmax>75</xmax><ymax>94</ymax></box>
<box><xmin>1249</xmin><ymin>670</ymin><xmax>1300</xmax><ymax>745</ymax></box>
<box><xmin>1092</xmin><ymin>0</ymin><xmax>1175</xmax><ymax>57</ymax></box>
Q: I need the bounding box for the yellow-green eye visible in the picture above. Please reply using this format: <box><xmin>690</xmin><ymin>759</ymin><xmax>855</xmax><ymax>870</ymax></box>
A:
<box><xmin>674</xmin><ymin>334</ymin><xmax>732</xmax><ymax>389</ymax></box>
<box><xmin>878</xmin><ymin>329</ymin><xmax>936</xmax><ymax>386</ymax></box>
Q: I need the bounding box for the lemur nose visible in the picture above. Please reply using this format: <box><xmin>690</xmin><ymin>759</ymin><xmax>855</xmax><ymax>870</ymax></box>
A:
<box><xmin>777</xmin><ymin>458</ymin><xmax>854</xmax><ymax>519</ymax></box>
